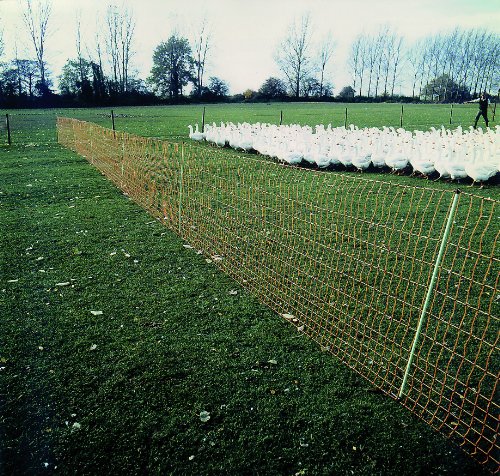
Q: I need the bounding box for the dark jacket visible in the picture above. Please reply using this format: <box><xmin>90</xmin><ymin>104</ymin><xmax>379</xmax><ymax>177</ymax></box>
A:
<box><xmin>479</xmin><ymin>97</ymin><xmax>488</xmax><ymax>112</ymax></box>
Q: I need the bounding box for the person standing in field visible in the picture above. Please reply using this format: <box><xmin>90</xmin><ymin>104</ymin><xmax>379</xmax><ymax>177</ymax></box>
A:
<box><xmin>468</xmin><ymin>92</ymin><xmax>494</xmax><ymax>128</ymax></box>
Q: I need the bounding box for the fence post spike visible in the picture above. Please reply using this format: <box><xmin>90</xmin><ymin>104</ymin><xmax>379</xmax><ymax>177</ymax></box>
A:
<box><xmin>398</xmin><ymin>190</ymin><xmax>460</xmax><ymax>400</ymax></box>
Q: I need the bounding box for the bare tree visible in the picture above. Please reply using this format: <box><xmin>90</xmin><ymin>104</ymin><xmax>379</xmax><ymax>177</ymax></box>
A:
<box><xmin>372</xmin><ymin>27</ymin><xmax>388</xmax><ymax>97</ymax></box>
<box><xmin>482</xmin><ymin>37</ymin><xmax>499</xmax><ymax>94</ymax></box>
<box><xmin>389</xmin><ymin>36</ymin><xmax>403</xmax><ymax>97</ymax></box>
<box><xmin>456</xmin><ymin>29</ymin><xmax>474</xmax><ymax>99</ymax></box>
<box><xmin>348</xmin><ymin>34</ymin><xmax>367</xmax><ymax>96</ymax></box>
<box><xmin>105</xmin><ymin>4</ymin><xmax>135</xmax><ymax>93</ymax></box>
<box><xmin>191</xmin><ymin>17</ymin><xmax>211</xmax><ymax>98</ymax></box>
<box><xmin>377</xmin><ymin>27</ymin><xmax>403</xmax><ymax>98</ymax></box>
<box><xmin>106</xmin><ymin>6</ymin><xmax>120</xmax><ymax>91</ymax></box>
<box><xmin>317</xmin><ymin>33</ymin><xmax>335</xmax><ymax>97</ymax></box>
<box><xmin>75</xmin><ymin>15</ymin><xmax>86</xmax><ymax>89</ymax></box>
<box><xmin>275</xmin><ymin>14</ymin><xmax>312</xmax><ymax>98</ymax></box>
<box><xmin>22</xmin><ymin>0</ymin><xmax>52</xmax><ymax>90</ymax></box>
<box><xmin>0</xmin><ymin>27</ymin><xmax>4</xmax><ymax>59</ymax></box>
<box><xmin>365</xmin><ymin>36</ymin><xmax>376</xmax><ymax>97</ymax></box>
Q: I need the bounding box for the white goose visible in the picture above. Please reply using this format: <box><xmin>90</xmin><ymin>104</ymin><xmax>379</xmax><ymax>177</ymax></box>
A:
<box><xmin>188</xmin><ymin>124</ymin><xmax>205</xmax><ymax>141</ymax></box>
<box><xmin>464</xmin><ymin>145</ymin><xmax>498</xmax><ymax>185</ymax></box>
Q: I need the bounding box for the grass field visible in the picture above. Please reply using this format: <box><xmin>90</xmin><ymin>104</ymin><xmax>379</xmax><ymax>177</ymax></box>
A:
<box><xmin>3</xmin><ymin>100</ymin><xmax>498</xmax><ymax>141</ymax></box>
<box><xmin>1</xmin><ymin>103</ymin><xmax>497</xmax><ymax>475</ymax></box>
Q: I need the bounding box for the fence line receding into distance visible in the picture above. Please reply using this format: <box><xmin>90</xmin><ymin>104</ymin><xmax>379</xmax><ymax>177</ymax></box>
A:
<box><xmin>57</xmin><ymin>117</ymin><xmax>499</xmax><ymax>472</ymax></box>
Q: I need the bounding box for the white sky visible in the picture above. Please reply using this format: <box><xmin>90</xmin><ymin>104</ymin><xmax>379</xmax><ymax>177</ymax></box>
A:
<box><xmin>0</xmin><ymin>0</ymin><xmax>499</xmax><ymax>95</ymax></box>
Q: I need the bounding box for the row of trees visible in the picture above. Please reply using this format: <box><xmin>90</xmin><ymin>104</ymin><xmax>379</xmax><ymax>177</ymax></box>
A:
<box><xmin>349</xmin><ymin>26</ymin><xmax>403</xmax><ymax>99</ymax></box>
<box><xmin>0</xmin><ymin>2</ymin><xmax>498</xmax><ymax>107</ymax></box>
<box><xmin>348</xmin><ymin>26</ymin><xmax>499</xmax><ymax>101</ymax></box>
<box><xmin>408</xmin><ymin>29</ymin><xmax>498</xmax><ymax>101</ymax></box>
<box><xmin>0</xmin><ymin>1</ymin><xmax>145</xmax><ymax>106</ymax></box>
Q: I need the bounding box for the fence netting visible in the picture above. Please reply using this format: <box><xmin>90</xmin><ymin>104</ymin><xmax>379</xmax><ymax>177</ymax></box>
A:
<box><xmin>57</xmin><ymin>117</ymin><xmax>499</xmax><ymax>472</ymax></box>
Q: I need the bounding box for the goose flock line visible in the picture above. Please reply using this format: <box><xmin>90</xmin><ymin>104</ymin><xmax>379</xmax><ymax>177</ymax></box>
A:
<box><xmin>188</xmin><ymin>122</ymin><xmax>500</xmax><ymax>184</ymax></box>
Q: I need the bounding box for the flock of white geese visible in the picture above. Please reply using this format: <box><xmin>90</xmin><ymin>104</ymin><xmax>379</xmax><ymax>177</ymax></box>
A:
<box><xmin>188</xmin><ymin>122</ymin><xmax>500</xmax><ymax>184</ymax></box>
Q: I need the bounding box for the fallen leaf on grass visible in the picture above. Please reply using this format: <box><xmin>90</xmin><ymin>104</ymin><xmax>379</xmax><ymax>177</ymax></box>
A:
<box><xmin>90</xmin><ymin>311</ymin><xmax>103</xmax><ymax>316</ymax></box>
<box><xmin>229</xmin><ymin>290</ymin><xmax>238</xmax><ymax>295</ymax></box>
<box><xmin>89</xmin><ymin>344</ymin><xmax>97</xmax><ymax>351</ymax></box>
<box><xmin>199</xmin><ymin>411</ymin><xmax>211</xmax><ymax>422</ymax></box>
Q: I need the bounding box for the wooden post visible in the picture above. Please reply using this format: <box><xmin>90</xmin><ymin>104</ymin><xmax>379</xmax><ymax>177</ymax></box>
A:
<box><xmin>111</xmin><ymin>110</ymin><xmax>116</xmax><ymax>138</ymax></box>
<box><xmin>344</xmin><ymin>107</ymin><xmax>348</xmax><ymax>128</ymax></box>
<box><xmin>6</xmin><ymin>114</ymin><xmax>11</xmax><ymax>145</ymax></box>
<box><xmin>449</xmin><ymin>103</ymin><xmax>453</xmax><ymax>125</ymax></box>
<box><xmin>201</xmin><ymin>106</ymin><xmax>206</xmax><ymax>132</ymax></box>
<box><xmin>280</xmin><ymin>110</ymin><xmax>283</xmax><ymax>125</ymax></box>
<box><xmin>400</xmin><ymin>104</ymin><xmax>404</xmax><ymax>128</ymax></box>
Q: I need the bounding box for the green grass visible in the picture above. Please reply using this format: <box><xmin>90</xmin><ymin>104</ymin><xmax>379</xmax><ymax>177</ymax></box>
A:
<box><xmin>0</xmin><ymin>104</ymin><xmax>496</xmax><ymax>475</ymax></box>
<box><xmin>3</xmin><ymin>101</ymin><xmax>497</xmax><ymax>142</ymax></box>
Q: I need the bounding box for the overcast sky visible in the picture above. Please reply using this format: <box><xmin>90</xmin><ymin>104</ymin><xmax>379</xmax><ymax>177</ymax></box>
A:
<box><xmin>1</xmin><ymin>0</ymin><xmax>499</xmax><ymax>94</ymax></box>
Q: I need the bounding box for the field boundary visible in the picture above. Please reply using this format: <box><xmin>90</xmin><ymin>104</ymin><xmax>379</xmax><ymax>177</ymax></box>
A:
<box><xmin>57</xmin><ymin>117</ymin><xmax>499</xmax><ymax>472</ymax></box>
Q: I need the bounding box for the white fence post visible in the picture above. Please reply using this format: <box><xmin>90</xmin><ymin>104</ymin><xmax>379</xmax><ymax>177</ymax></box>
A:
<box><xmin>398</xmin><ymin>189</ymin><xmax>460</xmax><ymax>399</ymax></box>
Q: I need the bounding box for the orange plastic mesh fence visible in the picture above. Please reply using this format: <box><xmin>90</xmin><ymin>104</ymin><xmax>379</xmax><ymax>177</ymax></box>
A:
<box><xmin>57</xmin><ymin>117</ymin><xmax>499</xmax><ymax>472</ymax></box>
